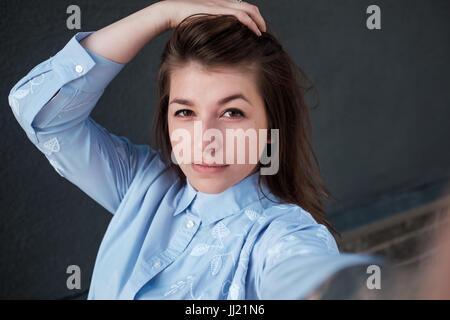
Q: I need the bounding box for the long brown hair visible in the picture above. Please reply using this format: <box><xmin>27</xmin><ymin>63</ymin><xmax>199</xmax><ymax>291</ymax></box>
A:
<box><xmin>152</xmin><ymin>14</ymin><xmax>341</xmax><ymax>239</ymax></box>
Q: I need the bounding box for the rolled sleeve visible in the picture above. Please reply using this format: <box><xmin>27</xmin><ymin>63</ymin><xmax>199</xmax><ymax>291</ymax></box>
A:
<box><xmin>250</xmin><ymin>217</ymin><xmax>388</xmax><ymax>299</ymax></box>
<box><xmin>8</xmin><ymin>31</ymin><xmax>126</xmax><ymax>144</ymax></box>
<box><xmin>53</xmin><ymin>31</ymin><xmax>125</xmax><ymax>93</ymax></box>
<box><xmin>6</xmin><ymin>31</ymin><xmax>155</xmax><ymax>215</ymax></box>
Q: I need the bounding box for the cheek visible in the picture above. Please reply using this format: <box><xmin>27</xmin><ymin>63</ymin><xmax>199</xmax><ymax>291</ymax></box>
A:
<box><xmin>222</xmin><ymin>127</ymin><xmax>268</xmax><ymax>164</ymax></box>
<box><xmin>168</xmin><ymin>122</ymin><xmax>197</xmax><ymax>165</ymax></box>
<box><xmin>168</xmin><ymin>120</ymin><xmax>189</xmax><ymax>144</ymax></box>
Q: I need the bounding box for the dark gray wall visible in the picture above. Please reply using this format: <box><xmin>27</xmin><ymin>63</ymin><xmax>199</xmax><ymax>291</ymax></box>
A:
<box><xmin>1</xmin><ymin>0</ymin><xmax>449</xmax><ymax>299</ymax></box>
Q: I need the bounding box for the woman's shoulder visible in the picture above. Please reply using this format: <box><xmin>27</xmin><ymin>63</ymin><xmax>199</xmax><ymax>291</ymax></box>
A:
<box><xmin>258</xmin><ymin>200</ymin><xmax>320</xmax><ymax>227</ymax></box>
<box><xmin>250</xmin><ymin>199</ymin><xmax>338</xmax><ymax>251</ymax></box>
<box><xmin>245</xmin><ymin>201</ymin><xmax>340</xmax><ymax>268</ymax></box>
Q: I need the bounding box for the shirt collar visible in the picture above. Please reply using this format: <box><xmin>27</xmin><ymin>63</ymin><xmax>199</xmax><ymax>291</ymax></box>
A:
<box><xmin>173</xmin><ymin>171</ymin><xmax>271</xmax><ymax>226</ymax></box>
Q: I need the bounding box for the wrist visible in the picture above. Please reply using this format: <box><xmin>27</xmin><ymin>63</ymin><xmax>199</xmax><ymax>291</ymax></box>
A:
<box><xmin>146</xmin><ymin>1</ymin><xmax>173</xmax><ymax>32</ymax></box>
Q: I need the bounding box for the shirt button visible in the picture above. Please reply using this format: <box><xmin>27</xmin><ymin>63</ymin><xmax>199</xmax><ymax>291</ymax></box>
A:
<box><xmin>75</xmin><ymin>65</ymin><xmax>83</xmax><ymax>73</ymax></box>
<box><xmin>153</xmin><ymin>260</ymin><xmax>161</xmax><ymax>268</ymax></box>
<box><xmin>186</xmin><ymin>220</ymin><xmax>195</xmax><ymax>229</ymax></box>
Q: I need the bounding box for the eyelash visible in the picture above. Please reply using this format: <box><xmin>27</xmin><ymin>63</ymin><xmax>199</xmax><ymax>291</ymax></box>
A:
<box><xmin>174</xmin><ymin>108</ymin><xmax>245</xmax><ymax>118</ymax></box>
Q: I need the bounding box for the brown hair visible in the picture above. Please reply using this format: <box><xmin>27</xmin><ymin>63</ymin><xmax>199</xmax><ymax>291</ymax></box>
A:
<box><xmin>152</xmin><ymin>14</ymin><xmax>341</xmax><ymax>239</ymax></box>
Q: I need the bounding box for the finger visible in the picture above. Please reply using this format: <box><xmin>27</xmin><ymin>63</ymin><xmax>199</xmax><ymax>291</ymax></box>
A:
<box><xmin>227</xmin><ymin>1</ymin><xmax>266</xmax><ymax>33</ymax></box>
<box><xmin>226</xmin><ymin>8</ymin><xmax>262</xmax><ymax>36</ymax></box>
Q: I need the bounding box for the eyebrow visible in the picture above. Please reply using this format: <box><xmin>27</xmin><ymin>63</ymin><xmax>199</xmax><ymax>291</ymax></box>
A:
<box><xmin>169</xmin><ymin>93</ymin><xmax>252</xmax><ymax>107</ymax></box>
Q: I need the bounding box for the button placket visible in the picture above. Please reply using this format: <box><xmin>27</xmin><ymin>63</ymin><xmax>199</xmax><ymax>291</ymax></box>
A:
<box><xmin>75</xmin><ymin>64</ymin><xmax>83</xmax><ymax>73</ymax></box>
<box><xmin>186</xmin><ymin>219</ymin><xmax>195</xmax><ymax>229</ymax></box>
<box><xmin>165</xmin><ymin>213</ymin><xmax>201</xmax><ymax>257</ymax></box>
<box><xmin>152</xmin><ymin>260</ymin><xmax>161</xmax><ymax>269</ymax></box>
<box><xmin>146</xmin><ymin>256</ymin><xmax>165</xmax><ymax>275</ymax></box>
<box><xmin>183</xmin><ymin>213</ymin><xmax>201</xmax><ymax>234</ymax></box>
<box><xmin>129</xmin><ymin>213</ymin><xmax>202</xmax><ymax>298</ymax></box>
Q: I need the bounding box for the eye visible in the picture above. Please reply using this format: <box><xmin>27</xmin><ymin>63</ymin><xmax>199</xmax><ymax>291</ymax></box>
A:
<box><xmin>174</xmin><ymin>109</ymin><xmax>194</xmax><ymax>117</ymax></box>
<box><xmin>222</xmin><ymin>108</ymin><xmax>245</xmax><ymax>118</ymax></box>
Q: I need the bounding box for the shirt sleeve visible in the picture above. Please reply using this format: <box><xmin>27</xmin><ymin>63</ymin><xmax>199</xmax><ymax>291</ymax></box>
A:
<box><xmin>250</xmin><ymin>214</ymin><xmax>388</xmax><ymax>299</ymax></box>
<box><xmin>7</xmin><ymin>31</ymin><xmax>160</xmax><ymax>215</ymax></box>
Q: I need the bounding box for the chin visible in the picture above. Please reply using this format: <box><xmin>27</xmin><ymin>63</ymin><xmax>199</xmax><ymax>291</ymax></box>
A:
<box><xmin>191</xmin><ymin>179</ymin><xmax>231</xmax><ymax>194</ymax></box>
<box><xmin>180</xmin><ymin>164</ymin><xmax>256</xmax><ymax>194</ymax></box>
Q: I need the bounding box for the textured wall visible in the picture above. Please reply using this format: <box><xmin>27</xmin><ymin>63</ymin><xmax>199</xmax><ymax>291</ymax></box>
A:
<box><xmin>1</xmin><ymin>0</ymin><xmax>449</xmax><ymax>299</ymax></box>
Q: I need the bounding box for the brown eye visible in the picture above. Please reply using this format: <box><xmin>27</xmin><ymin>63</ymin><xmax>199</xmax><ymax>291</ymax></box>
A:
<box><xmin>174</xmin><ymin>109</ymin><xmax>193</xmax><ymax>117</ymax></box>
<box><xmin>223</xmin><ymin>108</ymin><xmax>245</xmax><ymax>118</ymax></box>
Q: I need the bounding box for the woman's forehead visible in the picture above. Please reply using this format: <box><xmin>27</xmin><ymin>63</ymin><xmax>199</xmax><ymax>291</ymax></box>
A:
<box><xmin>169</xmin><ymin>63</ymin><xmax>260</xmax><ymax>103</ymax></box>
<box><xmin>171</xmin><ymin>62</ymin><xmax>255</xmax><ymax>84</ymax></box>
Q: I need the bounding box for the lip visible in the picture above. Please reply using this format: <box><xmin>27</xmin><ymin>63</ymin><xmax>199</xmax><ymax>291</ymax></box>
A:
<box><xmin>191</xmin><ymin>163</ymin><xmax>229</xmax><ymax>174</ymax></box>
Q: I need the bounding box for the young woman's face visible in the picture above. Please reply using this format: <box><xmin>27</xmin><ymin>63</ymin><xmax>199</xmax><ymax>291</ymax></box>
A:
<box><xmin>167</xmin><ymin>61</ymin><xmax>269</xmax><ymax>194</ymax></box>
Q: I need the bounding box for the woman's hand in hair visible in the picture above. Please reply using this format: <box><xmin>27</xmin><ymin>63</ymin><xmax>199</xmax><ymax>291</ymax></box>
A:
<box><xmin>160</xmin><ymin>0</ymin><xmax>266</xmax><ymax>36</ymax></box>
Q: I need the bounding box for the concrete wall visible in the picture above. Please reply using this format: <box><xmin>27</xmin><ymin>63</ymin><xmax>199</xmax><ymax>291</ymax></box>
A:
<box><xmin>1</xmin><ymin>0</ymin><xmax>449</xmax><ymax>299</ymax></box>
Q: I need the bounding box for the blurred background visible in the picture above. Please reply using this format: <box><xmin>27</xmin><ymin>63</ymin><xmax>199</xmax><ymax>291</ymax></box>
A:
<box><xmin>1</xmin><ymin>0</ymin><xmax>449</xmax><ymax>299</ymax></box>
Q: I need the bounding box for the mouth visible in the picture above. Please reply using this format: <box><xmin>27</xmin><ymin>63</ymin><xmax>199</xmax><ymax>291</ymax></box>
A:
<box><xmin>191</xmin><ymin>163</ymin><xmax>229</xmax><ymax>174</ymax></box>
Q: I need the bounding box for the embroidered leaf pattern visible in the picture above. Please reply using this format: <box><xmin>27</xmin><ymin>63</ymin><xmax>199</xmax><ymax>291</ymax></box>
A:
<box><xmin>163</xmin><ymin>275</ymin><xmax>195</xmax><ymax>297</ymax></box>
<box><xmin>30</xmin><ymin>74</ymin><xmax>45</xmax><ymax>87</ymax></box>
<box><xmin>210</xmin><ymin>255</ymin><xmax>222</xmax><ymax>276</ymax></box>
<box><xmin>190</xmin><ymin>243</ymin><xmax>210</xmax><ymax>256</ymax></box>
<box><xmin>285</xmin><ymin>235</ymin><xmax>297</xmax><ymax>241</ymax></box>
<box><xmin>211</xmin><ymin>221</ymin><xmax>230</xmax><ymax>239</ymax></box>
<box><xmin>163</xmin><ymin>280</ymin><xmax>187</xmax><ymax>296</ymax></box>
<box><xmin>315</xmin><ymin>226</ymin><xmax>337</xmax><ymax>252</ymax></box>
<box><xmin>296</xmin><ymin>247</ymin><xmax>313</xmax><ymax>255</ymax></box>
<box><xmin>257</xmin><ymin>216</ymin><xmax>266</xmax><ymax>225</ymax></box>
<box><xmin>13</xmin><ymin>88</ymin><xmax>30</xmax><ymax>99</ymax></box>
<box><xmin>43</xmin><ymin>137</ymin><xmax>60</xmax><ymax>153</ymax></box>
<box><xmin>271</xmin><ymin>205</ymin><xmax>292</xmax><ymax>210</ymax></box>
<box><xmin>266</xmin><ymin>242</ymin><xmax>284</xmax><ymax>261</ymax></box>
<box><xmin>244</xmin><ymin>209</ymin><xmax>259</xmax><ymax>221</ymax></box>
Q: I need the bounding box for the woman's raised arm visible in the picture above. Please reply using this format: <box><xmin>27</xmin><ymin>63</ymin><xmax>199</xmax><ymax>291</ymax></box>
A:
<box><xmin>7</xmin><ymin>0</ymin><xmax>266</xmax><ymax>215</ymax></box>
<box><xmin>7</xmin><ymin>3</ymin><xmax>172</xmax><ymax>215</ymax></box>
<box><xmin>79</xmin><ymin>2</ymin><xmax>170</xmax><ymax>64</ymax></box>
<box><xmin>79</xmin><ymin>0</ymin><xmax>266</xmax><ymax>64</ymax></box>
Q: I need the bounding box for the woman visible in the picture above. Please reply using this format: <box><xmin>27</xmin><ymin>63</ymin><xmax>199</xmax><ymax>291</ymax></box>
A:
<box><xmin>8</xmin><ymin>0</ymin><xmax>385</xmax><ymax>299</ymax></box>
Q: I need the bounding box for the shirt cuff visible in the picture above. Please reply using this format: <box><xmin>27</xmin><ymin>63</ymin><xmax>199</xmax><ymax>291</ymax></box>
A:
<box><xmin>53</xmin><ymin>31</ymin><xmax>126</xmax><ymax>93</ymax></box>
<box><xmin>11</xmin><ymin>31</ymin><xmax>126</xmax><ymax>143</ymax></box>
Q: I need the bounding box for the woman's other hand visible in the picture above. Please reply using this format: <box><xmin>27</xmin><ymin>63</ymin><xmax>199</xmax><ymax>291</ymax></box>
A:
<box><xmin>160</xmin><ymin>0</ymin><xmax>266</xmax><ymax>36</ymax></box>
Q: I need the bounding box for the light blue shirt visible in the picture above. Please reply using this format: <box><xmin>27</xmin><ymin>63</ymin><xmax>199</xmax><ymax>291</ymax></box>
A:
<box><xmin>8</xmin><ymin>31</ymin><xmax>386</xmax><ymax>300</ymax></box>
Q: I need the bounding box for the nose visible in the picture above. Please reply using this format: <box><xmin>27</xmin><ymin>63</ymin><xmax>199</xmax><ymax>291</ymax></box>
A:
<box><xmin>194</xmin><ymin>117</ymin><xmax>224</xmax><ymax>162</ymax></box>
